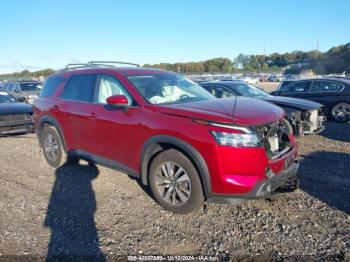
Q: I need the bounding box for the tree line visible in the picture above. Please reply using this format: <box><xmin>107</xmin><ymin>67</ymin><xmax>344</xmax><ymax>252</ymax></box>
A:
<box><xmin>145</xmin><ymin>42</ymin><xmax>350</xmax><ymax>75</ymax></box>
<box><xmin>0</xmin><ymin>69</ymin><xmax>55</xmax><ymax>80</ymax></box>
<box><xmin>1</xmin><ymin>42</ymin><xmax>349</xmax><ymax>79</ymax></box>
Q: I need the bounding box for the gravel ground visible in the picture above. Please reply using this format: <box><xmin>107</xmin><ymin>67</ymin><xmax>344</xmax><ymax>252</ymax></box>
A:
<box><xmin>255</xmin><ymin>82</ymin><xmax>279</xmax><ymax>92</ymax></box>
<box><xmin>0</xmin><ymin>122</ymin><xmax>349</xmax><ymax>261</ymax></box>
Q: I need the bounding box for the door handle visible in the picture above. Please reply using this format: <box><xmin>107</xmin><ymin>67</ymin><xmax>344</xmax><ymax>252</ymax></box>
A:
<box><xmin>88</xmin><ymin>112</ymin><xmax>96</xmax><ymax>120</ymax></box>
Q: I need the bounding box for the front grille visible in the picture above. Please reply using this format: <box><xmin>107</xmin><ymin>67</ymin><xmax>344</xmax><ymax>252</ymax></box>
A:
<box><xmin>0</xmin><ymin>114</ymin><xmax>31</xmax><ymax>122</ymax></box>
<box><xmin>253</xmin><ymin>120</ymin><xmax>292</xmax><ymax>159</ymax></box>
<box><xmin>0</xmin><ymin>114</ymin><xmax>33</xmax><ymax>128</ymax></box>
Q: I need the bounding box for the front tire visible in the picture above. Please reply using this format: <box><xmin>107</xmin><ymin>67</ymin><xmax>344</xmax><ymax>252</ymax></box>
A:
<box><xmin>331</xmin><ymin>102</ymin><xmax>350</xmax><ymax>122</ymax></box>
<box><xmin>149</xmin><ymin>149</ymin><xmax>204</xmax><ymax>214</ymax></box>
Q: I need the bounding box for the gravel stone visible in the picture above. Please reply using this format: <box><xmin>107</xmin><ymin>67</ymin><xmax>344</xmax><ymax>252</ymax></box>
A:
<box><xmin>0</xmin><ymin>122</ymin><xmax>349</xmax><ymax>261</ymax></box>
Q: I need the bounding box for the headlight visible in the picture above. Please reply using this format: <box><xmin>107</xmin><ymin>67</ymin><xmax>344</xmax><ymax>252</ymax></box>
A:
<box><xmin>211</xmin><ymin>131</ymin><xmax>261</xmax><ymax>147</ymax></box>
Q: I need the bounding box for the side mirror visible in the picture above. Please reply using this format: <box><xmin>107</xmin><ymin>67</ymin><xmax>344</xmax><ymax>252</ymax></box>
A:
<box><xmin>106</xmin><ymin>95</ymin><xmax>129</xmax><ymax>107</ymax></box>
<box><xmin>17</xmin><ymin>97</ymin><xmax>25</xmax><ymax>102</ymax></box>
<box><xmin>14</xmin><ymin>89</ymin><xmax>20</xmax><ymax>93</ymax></box>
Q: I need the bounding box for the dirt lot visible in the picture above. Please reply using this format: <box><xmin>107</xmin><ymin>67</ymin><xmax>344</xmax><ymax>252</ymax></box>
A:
<box><xmin>0</xmin><ymin>122</ymin><xmax>350</xmax><ymax>261</ymax></box>
<box><xmin>256</xmin><ymin>82</ymin><xmax>280</xmax><ymax>92</ymax></box>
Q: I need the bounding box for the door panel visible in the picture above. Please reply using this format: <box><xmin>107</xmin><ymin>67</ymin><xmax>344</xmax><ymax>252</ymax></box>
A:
<box><xmin>89</xmin><ymin>104</ymin><xmax>144</xmax><ymax>170</ymax></box>
<box><xmin>56</xmin><ymin>100</ymin><xmax>96</xmax><ymax>152</ymax></box>
<box><xmin>58</xmin><ymin>74</ymin><xmax>97</xmax><ymax>152</ymax></box>
<box><xmin>90</xmin><ymin>74</ymin><xmax>144</xmax><ymax>170</ymax></box>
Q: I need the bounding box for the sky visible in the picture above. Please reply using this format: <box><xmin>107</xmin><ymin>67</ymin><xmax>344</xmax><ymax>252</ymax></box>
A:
<box><xmin>0</xmin><ymin>0</ymin><xmax>349</xmax><ymax>73</ymax></box>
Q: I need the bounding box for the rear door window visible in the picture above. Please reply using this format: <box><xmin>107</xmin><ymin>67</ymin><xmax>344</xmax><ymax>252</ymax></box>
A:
<box><xmin>61</xmin><ymin>74</ymin><xmax>96</xmax><ymax>102</ymax></box>
<box><xmin>309</xmin><ymin>81</ymin><xmax>344</xmax><ymax>93</ymax></box>
<box><xmin>40</xmin><ymin>76</ymin><xmax>66</xmax><ymax>97</ymax></box>
<box><xmin>20</xmin><ymin>82</ymin><xmax>40</xmax><ymax>91</ymax></box>
<box><xmin>281</xmin><ymin>81</ymin><xmax>310</xmax><ymax>94</ymax></box>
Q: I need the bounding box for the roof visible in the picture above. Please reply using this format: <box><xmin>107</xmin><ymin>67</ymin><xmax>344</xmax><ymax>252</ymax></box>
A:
<box><xmin>54</xmin><ymin>61</ymin><xmax>177</xmax><ymax>77</ymax></box>
<box><xmin>53</xmin><ymin>66</ymin><xmax>176</xmax><ymax>78</ymax></box>
<box><xmin>284</xmin><ymin>77</ymin><xmax>350</xmax><ymax>85</ymax></box>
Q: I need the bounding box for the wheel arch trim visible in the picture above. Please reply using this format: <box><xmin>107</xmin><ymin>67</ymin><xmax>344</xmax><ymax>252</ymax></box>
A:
<box><xmin>37</xmin><ymin>116</ymin><xmax>67</xmax><ymax>152</ymax></box>
<box><xmin>140</xmin><ymin>135</ymin><xmax>212</xmax><ymax>197</ymax></box>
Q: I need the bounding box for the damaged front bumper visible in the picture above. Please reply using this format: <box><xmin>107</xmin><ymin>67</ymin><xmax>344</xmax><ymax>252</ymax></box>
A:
<box><xmin>208</xmin><ymin>161</ymin><xmax>299</xmax><ymax>204</ymax></box>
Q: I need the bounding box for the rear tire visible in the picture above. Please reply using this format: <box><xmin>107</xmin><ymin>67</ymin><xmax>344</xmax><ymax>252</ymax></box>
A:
<box><xmin>331</xmin><ymin>102</ymin><xmax>350</xmax><ymax>122</ymax></box>
<box><xmin>149</xmin><ymin>149</ymin><xmax>204</xmax><ymax>214</ymax></box>
<box><xmin>40</xmin><ymin>125</ymin><xmax>72</xmax><ymax>167</ymax></box>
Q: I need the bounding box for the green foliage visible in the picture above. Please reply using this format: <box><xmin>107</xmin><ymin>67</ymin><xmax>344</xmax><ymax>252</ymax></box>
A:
<box><xmin>144</xmin><ymin>57</ymin><xmax>233</xmax><ymax>74</ymax></box>
<box><xmin>146</xmin><ymin>42</ymin><xmax>350</xmax><ymax>74</ymax></box>
<box><xmin>0</xmin><ymin>68</ymin><xmax>55</xmax><ymax>80</ymax></box>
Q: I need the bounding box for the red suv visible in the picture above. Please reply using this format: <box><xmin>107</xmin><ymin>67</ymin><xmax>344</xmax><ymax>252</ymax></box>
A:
<box><xmin>34</xmin><ymin>61</ymin><xmax>299</xmax><ymax>214</ymax></box>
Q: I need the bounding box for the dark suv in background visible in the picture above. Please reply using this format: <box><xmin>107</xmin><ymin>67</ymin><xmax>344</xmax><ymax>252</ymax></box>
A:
<box><xmin>34</xmin><ymin>61</ymin><xmax>299</xmax><ymax>214</ymax></box>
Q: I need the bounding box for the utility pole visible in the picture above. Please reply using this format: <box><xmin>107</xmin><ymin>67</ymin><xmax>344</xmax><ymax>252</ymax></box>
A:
<box><xmin>263</xmin><ymin>43</ymin><xmax>266</xmax><ymax>63</ymax></box>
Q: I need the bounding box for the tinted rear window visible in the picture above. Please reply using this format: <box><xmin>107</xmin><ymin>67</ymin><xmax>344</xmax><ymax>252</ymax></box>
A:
<box><xmin>61</xmin><ymin>74</ymin><xmax>96</xmax><ymax>102</ymax></box>
<box><xmin>40</xmin><ymin>76</ymin><xmax>66</xmax><ymax>97</ymax></box>
<box><xmin>309</xmin><ymin>81</ymin><xmax>344</xmax><ymax>92</ymax></box>
<box><xmin>20</xmin><ymin>82</ymin><xmax>41</xmax><ymax>91</ymax></box>
<box><xmin>280</xmin><ymin>81</ymin><xmax>294</xmax><ymax>89</ymax></box>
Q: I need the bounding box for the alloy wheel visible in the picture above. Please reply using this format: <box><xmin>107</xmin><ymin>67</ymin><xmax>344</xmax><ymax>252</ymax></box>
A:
<box><xmin>332</xmin><ymin>103</ymin><xmax>350</xmax><ymax>122</ymax></box>
<box><xmin>44</xmin><ymin>133</ymin><xmax>59</xmax><ymax>163</ymax></box>
<box><xmin>155</xmin><ymin>162</ymin><xmax>191</xmax><ymax>206</ymax></box>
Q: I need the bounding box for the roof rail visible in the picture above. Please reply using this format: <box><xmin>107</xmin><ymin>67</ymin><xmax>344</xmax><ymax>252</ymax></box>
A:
<box><xmin>64</xmin><ymin>63</ymin><xmax>88</xmax><ymax>70</ymax></box>
<box><xmin>87</xmin><ymin>61</ymin><xmax>140</xmax><ymax>67</ymax></box>
<box><xmin>59</xmin><ymin>61</ymin><xmax>140</xmax><ymax>72</ymax></box>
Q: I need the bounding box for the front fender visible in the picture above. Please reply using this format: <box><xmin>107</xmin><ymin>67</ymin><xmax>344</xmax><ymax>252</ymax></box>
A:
<box><xmin>140</xmin><ymin>135</ymin><xmax>212</xmax><ymax>198</ymax></box>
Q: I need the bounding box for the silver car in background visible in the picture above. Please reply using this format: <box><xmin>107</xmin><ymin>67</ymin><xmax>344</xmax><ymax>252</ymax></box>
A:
<box><xmin>2</xmin><ymin>81</ymin><xmax>43</xmax><ymax>104</ymax></box>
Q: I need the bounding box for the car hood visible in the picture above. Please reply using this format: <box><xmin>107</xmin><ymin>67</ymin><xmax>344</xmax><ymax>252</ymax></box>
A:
<box><xmin>0</xmin><ymin>102</ymin><xmax>33</xmax><ymax>115</ymax></box>
<box><xmin>262</xmin><ymin>96</ymin><xmax>322</xmax><ymax>110</ymax></box>
<box><xmin>152</xmin><ymin>97</ymin><xmax>284</xmax><ymax>126</ymax></box>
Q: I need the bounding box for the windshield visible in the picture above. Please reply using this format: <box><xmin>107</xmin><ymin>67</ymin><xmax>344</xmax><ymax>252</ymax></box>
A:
<box><xmin>0</xmin><ymin>91</ymin><xmax>16</xmax><ymax>103</ymax></box>
<box><xmin>20</xmin><ymin>82</ymin><xmax>41</xmax><ymax>91</ymax></box>
<box><xmin>233</xmin><ymin>83</ymin><xmax>272</xmax><ymax>98</ymax></box>
<box><xmin>128</xmin><ymin>74</ymin><xmax>214</xmax><ymax>105</ymax></box>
